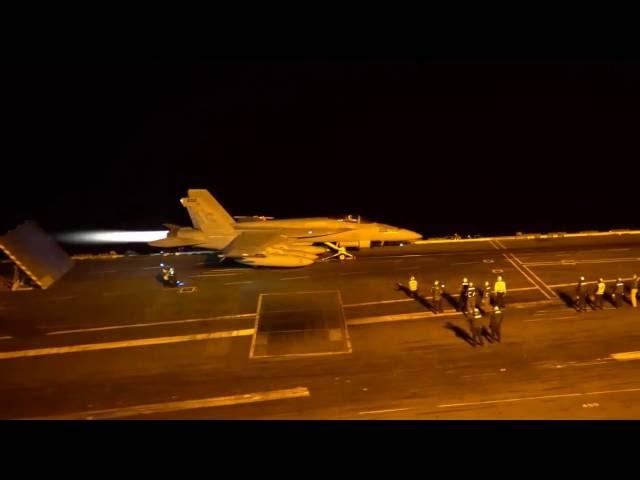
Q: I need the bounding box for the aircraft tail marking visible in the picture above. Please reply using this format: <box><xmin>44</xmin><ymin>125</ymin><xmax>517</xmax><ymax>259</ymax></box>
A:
<box><xmin>180</xmin><ymin>190</ymin><xmax>236</xmax><ymax>235</ymax></box>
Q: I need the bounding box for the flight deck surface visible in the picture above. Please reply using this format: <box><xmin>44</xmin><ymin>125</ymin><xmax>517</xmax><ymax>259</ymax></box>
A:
<box><xmin>1</xmin><ymin>233</ymin><xmax>639</xmax><ymax>419</ymax></box>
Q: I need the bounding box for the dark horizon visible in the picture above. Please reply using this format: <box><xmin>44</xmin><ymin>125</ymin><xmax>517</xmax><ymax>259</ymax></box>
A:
<box><xmin>3</xmin><ymin>60</ymin><xmax>639</xmax><ymax>240</ymax></box>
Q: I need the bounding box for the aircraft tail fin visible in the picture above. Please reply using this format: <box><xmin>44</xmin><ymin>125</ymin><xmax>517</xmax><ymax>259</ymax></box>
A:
<box><xmin>180</xmin><ymin>190</ymin><xmax>236</xmax><ymax>235</ymax></box>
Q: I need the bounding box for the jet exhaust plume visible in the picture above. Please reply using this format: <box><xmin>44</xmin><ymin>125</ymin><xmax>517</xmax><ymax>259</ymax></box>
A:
<box><xmin>57</xmin><ymin>230</ymin><xmax>168</xmax><ymax>244</ymax></box>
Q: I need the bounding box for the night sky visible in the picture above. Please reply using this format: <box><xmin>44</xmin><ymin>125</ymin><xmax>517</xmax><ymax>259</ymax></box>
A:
<box><xmin>3</xmin><ymin>60</ymin><xmax>639</xmax><ymax>240</ymax></box>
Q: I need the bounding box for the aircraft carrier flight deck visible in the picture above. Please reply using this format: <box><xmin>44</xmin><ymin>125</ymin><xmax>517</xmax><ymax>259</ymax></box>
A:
<box><xmin>1</xmin><ymin>232</ymin><xmax>640</xmax><ymax>419</ymax></box>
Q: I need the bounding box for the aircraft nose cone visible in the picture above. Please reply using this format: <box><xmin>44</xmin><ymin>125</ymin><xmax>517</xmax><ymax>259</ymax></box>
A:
<box><xmin>403</xmin><ymin>229</ymin><xmax>422</xmax><ymax>241</ymax></box>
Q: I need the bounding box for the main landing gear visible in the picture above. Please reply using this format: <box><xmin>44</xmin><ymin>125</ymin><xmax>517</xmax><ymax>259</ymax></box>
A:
<box><xmin>321</xmin><ymin>243</ymin><xmax>355</xmax><ymax>262</ymax></box>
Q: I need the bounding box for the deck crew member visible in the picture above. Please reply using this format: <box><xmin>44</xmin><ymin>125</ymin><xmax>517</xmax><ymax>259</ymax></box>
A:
<box><xmin>494</xmin><ymin>276</ymin><xmax>507</xmax><ymax>309</ymax></box>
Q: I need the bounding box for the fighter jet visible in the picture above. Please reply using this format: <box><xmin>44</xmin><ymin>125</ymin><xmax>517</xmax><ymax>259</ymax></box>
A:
<box><xmin>149</xmin><ymin>190</ymin><xmax>422</xmax><ymax>267</ymax></box>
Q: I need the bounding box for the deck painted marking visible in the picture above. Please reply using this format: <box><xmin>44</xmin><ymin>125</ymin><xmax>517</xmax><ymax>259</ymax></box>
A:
<box><xmin>203</xmin><ymin>267</ymin><xmax>247</xmax><ymax>271</ymax></box>
<box><xmin>524</xmin><ymin>257</ymin><xmax>640</xmax><ymax>267</ymax></box>
<box><xmin>252</xmin><ymin>350</ymin><xmax>351</xmax><ymax>359</ymax></box>
<box><xmin>510</xmin><ymin>253</ymin><xmax>558</xmax><ymax>298</ymax></box>
<box><xmin>438</xmin><ymin>387</ymin><xmax>640</xmax><ymax>409</ymax></box>
<box><xmin>0</xmin><ymin>329</ymin><xmax>255</xmax><ymax>360</ymax></box>
<box><xmin>44</xmin><ymin>313</ymin><xmax>257</xmax><ymax>336</ymax></box>
<box><xmin>224</xmin><ymin>281</ymin><xmax>254</xmax><ymax>286</ymax></box>
<box><xmin>190</xmin><ymin>273</ymin><xmax>242</xmax><ymax>278</ymax></box>
<box><xmin>508</xmin><ymin>287</ymin><xmax>545</xmax><ymax>292</ymax></box>
<box><xmin>502</xmin><ymin>253</ymin><xmax>550</xmax><ymax>298</ymax></box>
<box><xmin>344</xmin><ymin>298</ymin><xmax>414</xmax><ymax>307</ymax></box>
<box><xmin>38</xmin><ymin>387</ymin><xmax>310</xmax><ymax>420</ymax></box>
<box><xmin>502</xmin><ymin>253</ymin><xmax>556</xmax><ymax>299</ymax></box>
<box><xmin>548</xmin><ymin>276</ymin><xmax>636</xmax><ymax>288</ymax></box>
<box><xmin>493</xmin><ymin>239</ymin><xmax>508</xmax><ymax>250</ymax></box>
<box><xmin>348</xmin><ymin>311</ymin><xmax>459</xmax><ymax>325</ymax></box>
<box><xmin>358</xmin><ymin>408</ymin><xmax>410</xmax><ymax>415</ymax></box>
<box><xmin>525</xmin><ymin>316</ymin><xmax>577</xmax><ymax>322</ymax></box>
<box><xmin>280</xmin><ymin>276</ymin><xmax>310</xmax><ymax>281</ymax></box>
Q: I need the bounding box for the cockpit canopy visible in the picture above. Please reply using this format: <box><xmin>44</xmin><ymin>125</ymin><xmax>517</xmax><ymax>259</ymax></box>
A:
<box><xmin>330</xmin><ymin>215</ymin><xmax>372</xmax><ymax>224</ymax></box>
<box><xmin>233</xmin><ymin>216</ymin><xmax>275</xmax><ymax>223</ymax></box>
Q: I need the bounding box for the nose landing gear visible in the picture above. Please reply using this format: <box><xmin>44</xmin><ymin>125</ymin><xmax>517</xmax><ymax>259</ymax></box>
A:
<box><xmin>321</xmin><ymin>243</ymin><xmax>355</xmax><ymax>262</ymax></box>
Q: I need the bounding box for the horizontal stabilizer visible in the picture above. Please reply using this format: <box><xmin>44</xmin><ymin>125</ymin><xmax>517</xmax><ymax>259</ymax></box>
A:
<box><xmin>148</xmin><ymin>237</ymin><xmax>199</xmax><ymax>248</ymax></box>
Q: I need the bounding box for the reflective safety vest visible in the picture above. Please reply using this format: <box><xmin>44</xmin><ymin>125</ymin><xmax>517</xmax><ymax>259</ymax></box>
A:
<box><xmin>409</xmin><ymin>279</ymin><xmax>418</xmax><ymax>291</ymax></box>
<box><xmin>494</xmin><ymin>281</ymin><xmax>506</xmax><ymax>293</ymax></box>
<box><xmin>615</xmin><ymin>281</ymin><xmax>625</xmax><ymax>293</ymax></box>
<box><xmin>596</xmin><ymin>282</ymin><xmax>606</xmax><ymax>295</ymax></box>
<box><xmin>633</xmin><ymin>278</ymin><xmax>639</xmax><ymax>289</ymax></box>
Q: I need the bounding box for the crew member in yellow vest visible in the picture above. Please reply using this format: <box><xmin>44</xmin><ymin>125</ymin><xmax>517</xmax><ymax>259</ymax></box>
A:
<box><xmin>595</xmin><ymin>278</ymin><xmax>606</xmax><ymax>310</ymax></box>
<box><xmin>409</xmin><ymin>276</ymin><xmax>419</xmax><ymax>298</ymax></box>
<box><xmin>494</xmin><ymin>276</ymin><xmax>507</xmax><ymax>308</ymax></box>
<box><xmin>631</xmin><ymin>274</ymin><xmax>638</xmax><ymax>308</ymax></box>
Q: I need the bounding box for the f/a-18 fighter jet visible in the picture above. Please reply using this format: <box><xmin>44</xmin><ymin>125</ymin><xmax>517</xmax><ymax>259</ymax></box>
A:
<box><xmin>149</xmin><ymin>189</ymin><xmax>422</xmax><ymax>267</ymax></box>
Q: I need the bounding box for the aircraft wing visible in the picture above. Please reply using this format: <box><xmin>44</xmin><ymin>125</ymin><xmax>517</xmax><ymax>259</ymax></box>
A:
<box><xmin>223</xmin><ymin>231</ymin><xmax>289</xmax><ymax>257</ymax></box>
<box><xmin>222</xmin><ymin>231</ymin><xmax>328</xmax><ymax>266</ymax></box>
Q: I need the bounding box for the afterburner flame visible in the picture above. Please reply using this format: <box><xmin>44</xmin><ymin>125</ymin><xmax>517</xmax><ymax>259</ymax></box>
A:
<box><xmin>57</xmin><ymin>230</ymin><xmax>168</xmax><ymax>244</ymax></box>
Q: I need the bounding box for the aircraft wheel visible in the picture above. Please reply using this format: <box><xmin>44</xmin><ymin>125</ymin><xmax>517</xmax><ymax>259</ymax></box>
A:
<box><xmin>339</xmin><ymin>254</ymin><xmax>346</xmax><ymax>261</ymax></box>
